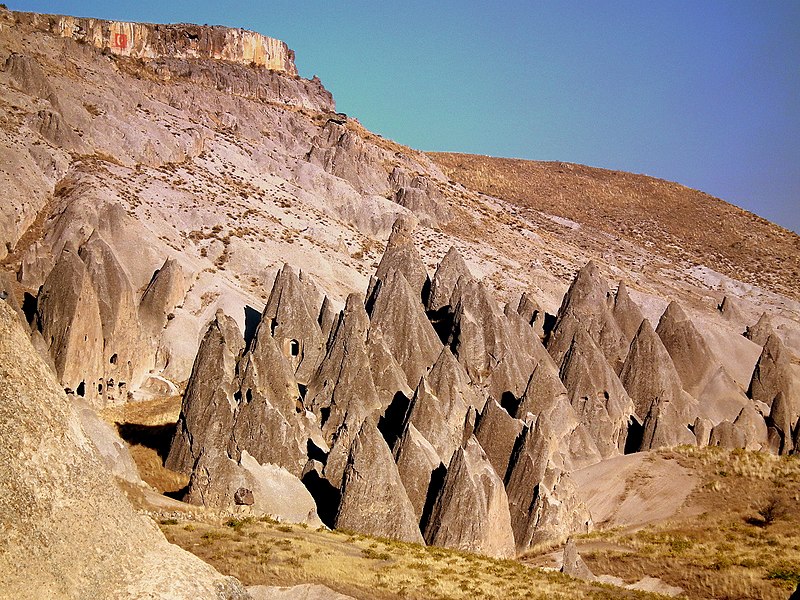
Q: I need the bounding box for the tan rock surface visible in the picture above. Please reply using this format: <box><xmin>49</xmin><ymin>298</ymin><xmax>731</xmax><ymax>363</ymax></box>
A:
<box><xmin>0</xmin><ymin>300</ymin><xmax>248</xmax><ymax>599</ymax></box>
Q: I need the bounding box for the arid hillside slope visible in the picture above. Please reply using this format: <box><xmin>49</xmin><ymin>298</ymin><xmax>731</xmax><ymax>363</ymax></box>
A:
<box><xmin>430</xmin><ymin>153</ymin><xmax>800</xmax><ymax>300</ymax></box>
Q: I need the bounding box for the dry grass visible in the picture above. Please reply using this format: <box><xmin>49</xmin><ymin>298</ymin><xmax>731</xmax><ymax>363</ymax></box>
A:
<box><xmin>429</xmin><ymin>152</ymin><xmax>800</xmax><ymax>300</ymax></box>
<box><xmin>101</xmin><ymin>396</ymin><xmax>188</xmax><ymax>495</ymax></box>
<box><xmin>160</xmin><ymin>517</ymin><xmax>664</xmax><ymax>600</ymax></box>
<box><xmin>570</xmin><ymin>447</ymin><xmax>800</xmax><ymax>600</ymax></box>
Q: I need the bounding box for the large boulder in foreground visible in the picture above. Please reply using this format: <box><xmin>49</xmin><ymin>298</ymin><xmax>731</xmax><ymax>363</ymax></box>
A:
<box><xmin>0</xmin><ymin>300</ymin><xmax>247</xmax><ymax>599</ymax></box>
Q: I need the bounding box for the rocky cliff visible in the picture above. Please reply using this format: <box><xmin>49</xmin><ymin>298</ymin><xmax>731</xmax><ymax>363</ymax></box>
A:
<box><xmin>14</xmin><ymin>10</ymin><xmax>298</xmax><ymax>74</ymax></box>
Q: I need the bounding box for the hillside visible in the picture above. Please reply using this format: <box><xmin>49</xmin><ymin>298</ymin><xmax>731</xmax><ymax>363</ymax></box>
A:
<box><xmin>1</xmin><ymin>7</ymin><xmax>799</xmax><ymax>600</ymax></box>
<box><xmin>429</xmin><ymin>153</ymin><xmax>800</xmax><ymax>300</ymax></box>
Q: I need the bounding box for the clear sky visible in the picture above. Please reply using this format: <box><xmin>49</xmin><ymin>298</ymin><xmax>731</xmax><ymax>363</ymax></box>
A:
<box><xmin>10</xmin><ymin>1</ymin><xmax>800</xmax><ymax>233</ymax></box>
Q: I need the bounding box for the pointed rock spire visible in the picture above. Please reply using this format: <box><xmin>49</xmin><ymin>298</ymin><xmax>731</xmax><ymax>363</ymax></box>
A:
<box><xmin>36</xmin><ymin>247</ymin><xmax>104</xmax><ymax>405</ymax></box>
<box><xmin>448</xmin><ymin>275</ymin><xmax>537</xmax><ymax>399</ymax></box>
<box><xmin>745</xmin><ymin>312</ymin><xmax>776</xmax><ymax>347</ymax></box>
<box><xmin>718</xmin><ymin>295</ymin><xmax>746</xmax><ymax>324</ymax></box>
<box><xmin>368</xmin><ymin>269</ymin><xmax>442</xmax><ymax>388</ymax></box>
<box><xmin>165</xmin><ymin>310</ymin><xmax>244</xmax><ymax>475</ymax></box>
<box><xmin>262</xmin><ymin>264</ymin><xmax>325</xmax><ymax>385</ymax></box>
<box><xmin>612</xmin><ymin>281</ymin><xmax>645</xmax><ymax>343</ymax></box>
<box><xmin>305</xmin><ymin>293</ymin><xmax>382</xmax><ymax>487</ymax></box>
<box><xmin>559</xmin><ymin>328</ymin><xmax>635</xmax><ymax>458</ymax></box>
<box><xmin>393</xmin><ymin>422</ymin><xmax>443</xmax><ymax>522</ymax></box>
<box><xmin>655</xmin><ymin>301</ymin><xmax>717</xmax><ymax>397</ymax></box>
<box><xmin>474</xmin><ymin>399</ymin><xmax>525</xmax><ymax>483</ymax></box>
<box><xmin>424</xmin><ymin>436</ymin><xmax>516</xmax><ymax>558</ymax></box>
<box><xmin>318</xmin><ymin>295</ymin><xmax>336</xmax><ymax>344</ymax></box>
<box><xmin>368</xmin><ymin>215</ymin><xmax>430</xmax><ymax>304</ymax></box>
<box><xmin>139</xmin><ymin>257</ymin><xmax>186</xmax><ymax>338</ymax></box>
<box><xmin>402</xmin><ymin>348</ymin><xmax>480</xmax><ymax>464</ymax></box>
<box><xmin>619</xmin><ymin>319</ymin><xmax>688</xmax><ymax>421</ymax></box>
<box><xmin>228</xmin><ymin>310</ymin><xmax>312</xmax><ymax>476</ymax></box>
<box><xmin>78</xmin><ymin>232</ymin><xmax>145</xmax><ymax>402</ymax></box>
<box><xmin>505</xmin><ymin>420</ymin><xmax>593</xmax><ymax>551</ymax></box>
<box><xmin>516</xmin><ymin>291</ymin><xmax>546</xmax><ymax>340</ymax></box>
<box><xmin>547</xmin><ymin>261</ymin><xmax>629</xmax><ymax>373</ymax></box>
<box><xmin>749</xmin><ymin>334</ymin><xmax>798</xmax><ymax>411</ymax></box>
<box><xmin>427</xmin><ymin>246</ymin><xmax>473</xmax><ymax>313</ymax></box>
<box><xmin>334</xmin><ymin>419</ymin><xmax>424</xmax><ymax>544</ymax></box>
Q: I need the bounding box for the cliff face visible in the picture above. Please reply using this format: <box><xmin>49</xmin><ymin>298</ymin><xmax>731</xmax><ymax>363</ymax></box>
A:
<box><xmin>15</xmin><ymin>11</ymin><xmax>298</xmax><ymax>75</ymax></box>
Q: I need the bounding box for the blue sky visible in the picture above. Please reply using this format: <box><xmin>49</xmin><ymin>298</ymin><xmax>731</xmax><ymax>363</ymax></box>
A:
<box><xmin>10</xmin><ymin>1</ymin><xmax>800</xmax><ymax>232</ymax></box>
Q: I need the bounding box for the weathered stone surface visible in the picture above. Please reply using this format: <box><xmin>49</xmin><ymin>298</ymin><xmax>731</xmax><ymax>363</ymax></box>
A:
<box><xmin>718</xmin><ymin>295</ymin><xmax>746</xmax><ymax>324</ymax></box>
<box><xmin>767</xmin><ymin>392</ymin><xmax>797</xmax><ymax>454</ymax></box>
<box><xmin>335</xmin><ymin>419</ymin><xmax>424</xmax><ymax>544</ymax></box>
<box><xmin>745</xmin><ymin>312</ymin><xmax>776</xmax><ymax>347</ymax></box>
<box><xmin>262</xmin><ymin>264</ymin><xmax>325</xmax><ymax>384</ymax></box>
<box><xmin>474</xmin><ymin>399</ymin><xmax>525</xmax><ymax>482</ymax></box>
<box><xmin>74</xmin><ymin>399</ymin><xmax>141</xmax><ymax>484</ymax></box>
<box><xmin>23</xmin><ymin>14</ymin><xmax>298</xmax><ymax>74</ymax></box>
<box><xmin>425</xmin><ymin>436</ymin><xmax>516</xmax><ymax>558</ymax></box>
<box><xmin>559</xmin><ymin>329</ymin><xmax>635</xmax><ymax>458</ymax></box>
<box><xmin>36</xmin><ymin>248</ymin><xmax>104</xmax><ymax>405</ymax></box>
<box><xmin>184</xmin><ymin>450</ymin><xmax>322</xmax><ymax>526</ymax></box>
<box><xmin>561</xmin><ymin>538</ymin><xmax>595</xmax><ymax>581</ymax></box>
<box><xmin>612</xmin><ymin>281</ymin><xmax>645</xmax><ymax>343</ymax></box>
<box><xmin>448</xmin><ymin>275</ymin><xmax>536</xmax><ymax>399</ymax></box>
<box><xmin>306</xmin><ymin>293</ymin><xmax>381</xmax><ymax>487</ymax></box>
<box><xmin>393</xmin><ymin>422</ymin><xmax>443</xmax><ymax>522</ymax></box>
<box><xmin>166</xmin><ymin>310</ymin><xmax>244</xmax><ymax>475</ymax></box>
<box><xmin>317</xmin><ymin>295</ymin><xmax>336</xmax><ymax>344</ymax></box>
<box><xmin>505</xmin><ymin>419</ymin><xmax>592</xmax><ymax>550</ymax></box>
<box><xmin>655</xmin><ymin>301</ymin><xmax>716</xmax><ymax>397</ymax></box>
<box><xmin>428</xmin><ymin>246</ymin><xmax>473</xmax><ymax>313</ymax></box>
<box><xmin>229</xmin><ymin>311</ymin><xmax>310</xmax><ymax>476</ymax></box>
<box><xmin>369</xmin><ymin>215</ymin><xmax>430</xmax><ymax>303</ymax></box>
<box><xmin>78</xmin><ymin>231</ymin><xmax>146</xmax><ymax>403</ymax></box>
<box><xmin>547</xmin><ymin>261</ymin><xmax>629</xmax><ymax>373</ymax></box>
<box><xmin>368</xmin><ymin>269</ymin><xmax>442</xmax><ymax>388</ymax></box>
<box><xmin>620</xmin><ymin>319</ymin><xmax>696</xmax><ymax>450</ymax></box>
<box><xmin>5</xmin><ymin>52</ymin><xmax>60</xmax><ymax>107</ymax></box>
<box><xmin>138</xmin><ymin>257</ymin><xmax>186</xmax><ymax>337</ymax></box>
<box><xmin>709</xmin><ymin>406</ymin><xmax>768</xmax><ymax>450</ymax></box>
<box><xmin>749</xmin><ymin>334</ymin><xmax>799</xmax><ymax>414</ymax></box>
<box><xmin>0</xmin><ymin>301</ymin><xmax>248</xmax><ymax>599</ymax></box>
<box><xmin>516</xmin><ymin>359</ymin><xmax>602</xmax><ymax>470</ymax></box>
<box><xmin>389</xmin><ymin>166</ymin><xmax>451</xmax><ymax>228</ymax></box>
<box><xmin>516</xmin><ymin>291</ymin><xmax>546</xmax><ymax>340</ymax></box>
<box><xmin>401</xmin><ymin>348</ymin><xmax>480</xmax><ymax>465</ymax></box>
<box><xmin>692</xmin><ymin>417</ymin><xmax>713</xmax><ymax>446</ymax></box>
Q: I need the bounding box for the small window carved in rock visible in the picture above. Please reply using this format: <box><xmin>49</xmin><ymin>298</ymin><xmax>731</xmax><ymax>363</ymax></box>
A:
<box><xmin>289</xmin><ymin>339</ymin><xmax>300</xmax><ymax>357</ymax></box>
<box><xmin>110</xmin><ymin>353</ymin><xmax>118</xmax><ymax>365</ymax></box>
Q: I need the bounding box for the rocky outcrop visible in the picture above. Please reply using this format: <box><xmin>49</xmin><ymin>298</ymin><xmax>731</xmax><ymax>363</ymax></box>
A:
<box><xmin>18</xmin><ymin>12</ymin><xmax>298</xmax><ymax>74</ymax></box>
<box><xmin>36</xmin><ymin>248</ymin><xmax>104</xmax><ymax>405</ymax></box>
<box><xmin>749</xmin><ymin>334</ymin><xmax>799</xmax><ymax>454</ymax></box>
<box><xmin>547</xmin><ymin>261</ymin><xmax>629</xmax><ymax>373</ymax></box>
<box><xmin>0</xmin><ymin>301</ymin><xmax>248</xmax><ymax>599</ymax></box>
<box><xmin>166</xmin><ymin>310</ymin><xmax>244</xmax><ymax>475</ymax></box>
<box><xmin>561</xmin><ymin>538</ymin><xmax>595</xmax><ymax>581</ymax></box>
<box><xmin>262</xmin><ymin>265</ymin><xmax>326</xmax><ymax>385</ymax></box>
<box><xmin>474</xmin><ymin>399</ymin><xmax>525</xmax><ymax>482</ymax></box>
<box><xmin>367</xmin><ymin>269</ymin><xmax>442</xmax><ymax>388</ymax></box>
<box><xmin>428</xmin><ymin>246</ymin><xmax>473</xmax><ymax>313</ymax></box>
<box><xmin>138</xmin><ymin>257</ymin><xmax>186</xmax><ymax>338</ymax></box>
<box><xmin>619</xmin><ymin>320</ymin><xmax>696</xmax><ymax>450</ymax></box>
<box><xmin>369</xmin><ymin>215</ymin><xmax>430</xmax><ymax>303</ymax></box>
<box><xmin>334</xmin><ymin>419</ymin><xmax>424</xmax><ymax>543</ymax></box>
<box><xmin>612</xmin><ymin>281</ymin><xmax>645</xmax><ymax>343</ymax></box>
<box><xmin>709</xmin><ymin>406</ymin><xmax>769</xmax><ymax>451</ymax></box>
<box><xmin>305</xmin><ymin>293</ymin><xmax>381</xmax><ymax>488</ymax></box>
<box><xmin>745</xmin><ymin>312</ymin><xmax>776</xmax><ymax>347</ymax></box>
<box><xmin>559</xmin><ymin>329</ymin><xmax>635</xmax><ymax>458</ymax></box>
<box><xmin>393</xmin><ymin>421</ymin><xmax>443</xmax><ymax>521</ymax></box>
<box><xmin>655</xmin><ymin>302</ymin><xmax>716</xmax><ymax>397</ymax></box>
<box><xmin>505</xmin><ymin>419</ymin><xmax>592</xmax><ymax>551</ymax></box>
<box><xmin>78</xmin><ymin>232</ymin><xmax>145</xmax><ymax>403</ymax></box>
<box><xmin>424</xmin><ymin>436</ymin><xmax>515</xmax><ymax>558</ymax></box>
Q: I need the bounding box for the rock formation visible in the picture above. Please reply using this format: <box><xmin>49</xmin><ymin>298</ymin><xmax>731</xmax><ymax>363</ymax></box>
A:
<box><xmin>334</xmin><ymin>419</ymin><xmax>424</xmax><ymax>544</ymax></box>
<box><xmin>424</xmin><ymin>436</ymin><xmax>516</xmax><ymax>558</ymax></box>
<box><xmin>0</xmin><ymin>300</ymin><xmax>248</xmax><ymax>599</ymax></box>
